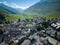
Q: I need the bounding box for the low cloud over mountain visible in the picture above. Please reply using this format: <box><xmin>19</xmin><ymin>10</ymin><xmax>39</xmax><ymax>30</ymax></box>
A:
<box><xmin>0</xmin><ymin>1</ymin><xmax>24</xmax><ymax>14</ymax></box>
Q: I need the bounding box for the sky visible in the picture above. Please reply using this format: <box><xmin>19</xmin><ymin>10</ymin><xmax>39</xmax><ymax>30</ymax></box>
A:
<box><xmin>0</xmin><ymin>0</ymin><xmax>40</xmax><ymax>9</ymax></box>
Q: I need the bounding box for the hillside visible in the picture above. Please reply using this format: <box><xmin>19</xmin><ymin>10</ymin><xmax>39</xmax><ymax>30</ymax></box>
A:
<box><xmin>24</xmin><ymin>0</ymin><xmax>60</xmax><ymax>16</ymax></box>
<box><xmin>0</xmin><ymin>3</ymin><xmax>23</xmax><ymax>14</ymax></box>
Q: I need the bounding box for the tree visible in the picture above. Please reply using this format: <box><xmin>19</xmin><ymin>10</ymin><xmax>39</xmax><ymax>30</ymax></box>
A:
<box><xmin>0</xmin><ymin>14</ymin><xmax>6</xmax><ymax>24</ymax></box>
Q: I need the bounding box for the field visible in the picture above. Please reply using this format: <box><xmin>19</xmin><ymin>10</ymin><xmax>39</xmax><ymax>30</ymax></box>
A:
<box><xmin>5</xmin><ymin>13</ymin><xmax>60</xmax><ymax>21</ymax></box>
<box><xmin>5</xmin><ymin>14</ymin><xmax>40</xmax><ymax>21</ymax></box>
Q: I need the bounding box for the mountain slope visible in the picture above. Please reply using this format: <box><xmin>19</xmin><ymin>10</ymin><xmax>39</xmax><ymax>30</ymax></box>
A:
<box><xmin>0</xmin><ymin>3</ymin><xmax>23</xmax><ymax>14</ymax></box>
<box><xmin>25</xmin><ymin>0</ymin><xmax>60</xmax><ymax>16</ymax></box>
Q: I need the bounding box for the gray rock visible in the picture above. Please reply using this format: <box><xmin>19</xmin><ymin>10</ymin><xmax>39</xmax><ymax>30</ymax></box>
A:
<box><xmin>21</xmin><ymin>40</ymin><xmax>31</xmax><ymax>45</ymax></box>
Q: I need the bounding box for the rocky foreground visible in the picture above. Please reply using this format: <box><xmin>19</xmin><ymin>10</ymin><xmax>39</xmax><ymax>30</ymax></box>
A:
<box><xmin>0</xmin><ymin>17</ymin><xmax>60</xmax><ymax>45</ymax></box>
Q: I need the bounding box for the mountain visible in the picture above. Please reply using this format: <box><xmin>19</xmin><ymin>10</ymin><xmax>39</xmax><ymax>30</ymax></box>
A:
<box><xmin>15</xmin><ymin>8</ymin><xmax>24</xmax><ymax>13</ymax></box>
<box><xmin>0</xmin><ymin>3</ymin><xmax>23</xmax><ymax>14</ymax></box>
<box><xmin>24</xmin><ymin>0</ymin><xmax>60</xmax><ymax>16</ymax></box>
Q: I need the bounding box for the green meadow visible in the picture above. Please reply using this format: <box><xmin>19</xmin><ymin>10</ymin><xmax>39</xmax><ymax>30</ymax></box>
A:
<box><xmin>6</xmin><ymin>13</ymin><xmax>60</xmax><ymax>21</ymax></box>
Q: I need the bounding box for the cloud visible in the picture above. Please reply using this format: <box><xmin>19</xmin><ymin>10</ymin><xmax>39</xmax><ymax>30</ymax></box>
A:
<box><xmin>0</xmin><ymin>1</ymin><xmax>8</xmax><ymax>5</ymax></box>
<box><xmin>0</xmin><ymin>2</ymin><xmax>2</xmax><ymax>3</ymax></box>
<box><xmin>10</xmin><ymin>3</ymin><xmax>28</xmax><ymax>9</ymax></box>
<box><xmin>0</xmin><ymin>1</ymin><xmax>27</xmax><ymax>10</ymax></box>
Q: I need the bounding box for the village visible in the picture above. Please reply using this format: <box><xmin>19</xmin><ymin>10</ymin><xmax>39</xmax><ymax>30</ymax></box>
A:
<box><xmin>0</xmin><ymin>17</ymin><xmax>60</xmax><ymax>45</ymax></box>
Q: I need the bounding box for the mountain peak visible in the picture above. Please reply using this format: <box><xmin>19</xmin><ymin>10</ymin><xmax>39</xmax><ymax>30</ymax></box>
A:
<box><xmin>0</xmin><ymin>2</ymin><xmax>24</xmax><ymax>14</ymax></box>
<box><xmin>40</xmin><ymin>0</ymin><xmax>60</xmax><ymax>2</ymax></box>
<box><xmin>0</xmin><ymin>2</ymin><xmax>6</xmax><ymax>6</ymax></box>
<box><xmin>0</xmin><ymin>2</ymin><xmax>9</xmax><ymax>6</ymax></box>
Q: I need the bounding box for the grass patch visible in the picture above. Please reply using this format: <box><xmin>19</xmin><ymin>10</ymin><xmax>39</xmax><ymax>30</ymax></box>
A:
<box><xmin>5</xmin><ymin>13</ymin><xmax>60</xmax><ymax>21</ymax></box>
